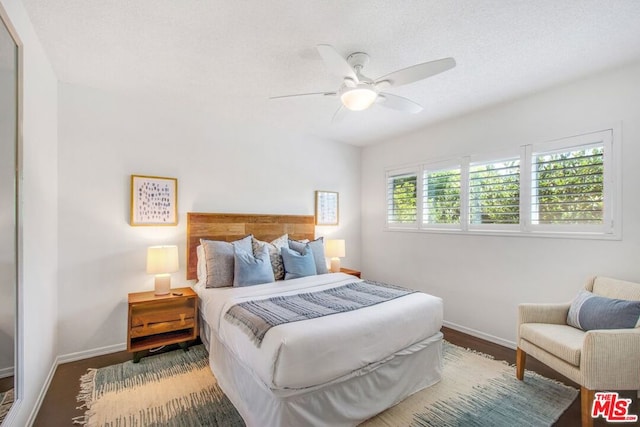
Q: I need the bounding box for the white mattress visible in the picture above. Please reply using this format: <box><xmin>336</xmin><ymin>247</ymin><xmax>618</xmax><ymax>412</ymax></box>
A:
<box><xmin>194</xmin><ymin>272</ymin><xmax>443</xmax><ymax>391</ymax></box>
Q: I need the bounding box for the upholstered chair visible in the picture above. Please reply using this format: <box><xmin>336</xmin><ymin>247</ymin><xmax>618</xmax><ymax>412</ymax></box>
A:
<box><xmin>516</xmin><ymin>276</ymin><xmax>640</xmax><ymax>427</ymax></box>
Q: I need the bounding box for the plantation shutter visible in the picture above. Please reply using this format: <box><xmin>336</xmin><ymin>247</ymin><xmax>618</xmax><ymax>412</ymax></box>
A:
<box><xmin>386</xmin><ymin>171</ymin><xmax>418</xmax><ymax>225</ymax></box>
<box><xmin>531</xmin><ymin>143</ymin><xmax>604</xmax><ymax>225</ymax></box>
<box><xmin>423</xmin><ymin>166</ymin><xmax>461</xmax><ymax>225</ymax></box>
<box><xmin>469</xmin><ymin>158</ymin><xmax>520</xmax><ymax>225</ymax></box>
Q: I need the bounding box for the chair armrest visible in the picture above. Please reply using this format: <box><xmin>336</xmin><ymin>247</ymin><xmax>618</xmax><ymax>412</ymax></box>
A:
<box><xmin>582</xmin><ymin>328</ymin><xmax>640</xmax><ymax>390</ymax></box>
<box><xmin>518</xmin><ymin>303</ymin><xmax>570</xmax><ymax>326</ymax></box>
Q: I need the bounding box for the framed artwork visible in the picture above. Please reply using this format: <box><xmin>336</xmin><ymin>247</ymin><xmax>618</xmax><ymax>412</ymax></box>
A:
<box><xmin>315</xmin><ymin>191</ymin><xmax>339</xmax><ymax>225</ymax></box>
<box><xmin>130</xmin><ymin>175</ymin><xmax>178</xmax><ymax>226</ymax></box>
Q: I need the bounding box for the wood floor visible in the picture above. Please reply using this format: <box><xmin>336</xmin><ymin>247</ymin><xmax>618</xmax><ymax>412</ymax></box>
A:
<box><xmin>32</xmin><ymin>327</ymin><xmax>635</xmax><ymax>426</ymax></box>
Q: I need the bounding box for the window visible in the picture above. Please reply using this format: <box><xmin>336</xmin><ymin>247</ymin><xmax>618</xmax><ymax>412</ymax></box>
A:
<box><xmin>423</xmin><ymin>165</ymin><xmax>461</xmax><ymax>226</ymax></box>
<box><xmin>385</xmin><ymin>128</ymin><xmax>618</xmax><ymax>238</ymax></box>
<box><xmin>469</xmin><ymin>158</ymin><xmax>520</xmax><ymax>226</ymax></box>
<box><xmin>529</xmin><ymin>130</ymin><xmax>613</xmax><ymax>234</ymax></box>
<box><xmin>386</xmin><ymin>170</ymin><xmax>418</xmax><ymax>225</ymax></box>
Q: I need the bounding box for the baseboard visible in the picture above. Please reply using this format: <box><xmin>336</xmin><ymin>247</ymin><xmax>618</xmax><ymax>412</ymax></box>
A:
<box><xmin>25</xmin><ymin>357</ymin><xmax>58</xmax><ymax>427</ymax></box>
<box><xmin>23</xmin><ymin>343</ymin><xmax>127</xmax><ymax>426</ymax></box>
<box><xmin>443</xmin><ymin>320</ymin><xmax>517</xmax><ymax>350</ymax></box>
<box><xmin>57</xmin><ymin>342</ymin><xmax>126</xmax><ymax>364</ymax></box>
<box><xmin>0</xmin><ymin>366</ymin><xmax>14</xmax><ymax>379</ymax></box>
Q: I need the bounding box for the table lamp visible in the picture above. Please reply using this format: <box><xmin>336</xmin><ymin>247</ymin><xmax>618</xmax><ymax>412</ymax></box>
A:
<box><xmin>325</xmin><ymin>239</ymin><xmax>346</xmax><ymax>273</ymax></box>
<box><xmin>146</xmin><ymin>245</ymin><xmax>179</xmax><ymax>295</ymax></box>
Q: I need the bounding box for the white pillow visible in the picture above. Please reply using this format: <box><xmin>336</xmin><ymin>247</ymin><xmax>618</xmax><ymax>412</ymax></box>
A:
<box><xmin>196</xmin><ymin>245</ymin><xmax>207</xmax><ymax>284</ymax></box>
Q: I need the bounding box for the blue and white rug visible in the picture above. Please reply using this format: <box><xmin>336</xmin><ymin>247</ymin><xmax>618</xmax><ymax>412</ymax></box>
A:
<box><xmin>75</xmin><ymin>342</ymin><xmax>577</xmax><ymax>426</ymax></box>
<box><xmin>363</xmin><ymin>341</ymin><xmax>578</xmax><ymax>426</ymax></box>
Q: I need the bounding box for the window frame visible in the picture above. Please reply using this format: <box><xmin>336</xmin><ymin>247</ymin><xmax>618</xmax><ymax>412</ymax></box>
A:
<box><xmin>421</xmin><ymin>159</ymin><xmax>464</xmax><ymax>230</ymax></box>
<box><xmin>384</xmin><ymin>127</ymin><xmax>620</xmax><ymax>240</ymax></box>
<box><xmin>385</xmin><ymin>167</ymin><xmax>420</xmax><ymax>228</ymax></box>
<box><xmin>467</xmin><ymin>151</ymin><xmax>522</xmax><ymax>232</ymax></box>
<box><xmin>526</xmin><ymin>130</ymin><xmax>614</xmax><ymax>235</ymax></box>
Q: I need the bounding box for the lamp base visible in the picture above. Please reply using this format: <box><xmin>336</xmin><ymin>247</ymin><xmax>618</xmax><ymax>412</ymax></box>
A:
<box><xmin>330</xmin><ymin>257</ymin><xmax>341</xmax><ymax>273</ymax></box>
<box><xmin>154</xmin><ymin>274</ymin><xmax>171</xmax><ymax>295</ymax></box>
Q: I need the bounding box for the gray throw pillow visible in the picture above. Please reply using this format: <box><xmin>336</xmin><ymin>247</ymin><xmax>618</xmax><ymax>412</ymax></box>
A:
<box><xmin>200</xmin><ymin>235</ymin><xmax>253</xmax><ymax>288</ymax></box>
<box><xmin>233</xmin><ymin>245</ymin><xmax>275</xmax><ymax>287</ymax></box>
<box><xmin>288</xmin><ymin>237</ymin><xmax>328</xmax><ymax>274</ymax></box>
<box><xmin>567</xmin><ymin>289</ymin><xmax>640</xmax><ymax>331</ymax></box>
<box><xmin>251</xmin><ymin>234</ymin><xmax>288</xmax><ymax>281</ymax></box>
<box><xmin>281</xmin><ymin>246</ymin><xmax>317</xmax><ymax>280</ymax></box>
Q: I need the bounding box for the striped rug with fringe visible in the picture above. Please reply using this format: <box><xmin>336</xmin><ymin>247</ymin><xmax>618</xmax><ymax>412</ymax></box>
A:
<box><xmin>75</xmin><ymin>342</ymin><xmax>578</xmax><ymax>426</ymax></box>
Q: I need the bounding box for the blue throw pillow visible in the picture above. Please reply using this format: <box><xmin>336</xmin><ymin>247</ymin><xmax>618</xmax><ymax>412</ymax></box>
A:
<box><xmin>233</xmin><ymin>245</ymin><xmax>275</xmax><ymax>287</ymax></box>
<box><xmin>567</xmin><ymin>289</ymin><xmax>640</xmax><ymax>331</ymax></box>
<box><xmin>281</xmin><ymin>246</ymin><xmax>317</xmax><ymax>280</ymax></box>
<box><xmin>288</xmin><ymin>237</ymin><xmax>328</xmax><ymax>274</ymax></box>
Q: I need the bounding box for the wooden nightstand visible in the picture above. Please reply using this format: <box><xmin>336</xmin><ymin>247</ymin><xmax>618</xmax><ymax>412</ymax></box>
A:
<box><xmin>127</xmin><ymin>287</ymin><xmax>198</xmax><ymax>363</ymax></box>
<box><xmin>340</xmin><ymin>267</ymin><xmax>361</xmax><ymax>278</ymax></box>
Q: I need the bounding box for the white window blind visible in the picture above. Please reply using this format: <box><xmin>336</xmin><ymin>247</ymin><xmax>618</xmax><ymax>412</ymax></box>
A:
<box><xmin>469</xmin><ymin>158</ymin><xmax>520</xmax><ymax>225</ymax></box>
<box><xmin>386</xmin><ymin>171</ymin><xmax>418</xmax><ymax>225</ymax></box>
<box><xmin>531</xmin><ymin>143</ymin><xmax>604</xmax><ymax>226</ymax></box>
<box><xmin>423</xmin><ymin>166</ymin><xmax>461</xmax><ymax>226</ymax></box>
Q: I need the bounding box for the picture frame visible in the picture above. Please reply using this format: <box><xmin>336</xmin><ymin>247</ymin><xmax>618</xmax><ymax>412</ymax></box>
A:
<box><xmin>130</xmin><ymin>175</ymin><xmax>178</xmax><ymax>226</ymax></box>
<box><xmin>315</xmin><ymin>190</ymin><xmax>339</xmax><ymax>225</ymax></box>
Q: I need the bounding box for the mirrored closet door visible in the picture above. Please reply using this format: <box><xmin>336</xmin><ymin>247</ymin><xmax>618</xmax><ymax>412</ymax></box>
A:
<box><xmin>0</xmin><ymin>5</ymin><xmax>18</xmax><ymax>424</ymax></box>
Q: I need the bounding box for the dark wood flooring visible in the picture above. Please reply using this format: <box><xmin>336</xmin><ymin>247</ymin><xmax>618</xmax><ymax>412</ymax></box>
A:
<box><xmin>32</xmin><ymin>328</ymin><xmax>637</xmax><ymax>426</ymax></box>
<box><xmin>0</xmin><ymin>376</ymin><xmax>13</xmax><ymax>393</ymax></box>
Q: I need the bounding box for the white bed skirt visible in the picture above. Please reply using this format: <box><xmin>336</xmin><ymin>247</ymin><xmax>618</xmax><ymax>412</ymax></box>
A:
<box><xmin>201</xmin><ymin>317</ymin><xmax>443</xmax><ymax>427</ymax></box>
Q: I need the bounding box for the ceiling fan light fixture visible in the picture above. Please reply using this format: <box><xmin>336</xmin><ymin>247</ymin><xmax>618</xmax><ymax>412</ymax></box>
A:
<box><xmin>340</xmin><ymin>86</ymin><xmax>378</xmax><ymax>111</ymax></box>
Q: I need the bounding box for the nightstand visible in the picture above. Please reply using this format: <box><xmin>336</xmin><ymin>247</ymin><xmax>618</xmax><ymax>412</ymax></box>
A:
<box><xmin>127</xmin><ymin>287</ymin><xmax>198</xmax><ymax>363</ymax></box>
<box><xmin>340</xmin><ymin>267</ymin><xmax>361</xmax><ymax>278</ymax></box>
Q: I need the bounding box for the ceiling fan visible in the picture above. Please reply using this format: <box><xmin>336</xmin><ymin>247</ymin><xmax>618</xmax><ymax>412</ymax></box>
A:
<box><xmin>270</xmin><ymin>44</ymin><xmax>456</xmax><ymax>121</ymax></box>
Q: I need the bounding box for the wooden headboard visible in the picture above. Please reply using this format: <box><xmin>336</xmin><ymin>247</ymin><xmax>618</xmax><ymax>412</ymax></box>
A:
<box><xmin>186</xmin><ymin>212</ymin><xmax>315</xmax><ymax>280</ymax></box>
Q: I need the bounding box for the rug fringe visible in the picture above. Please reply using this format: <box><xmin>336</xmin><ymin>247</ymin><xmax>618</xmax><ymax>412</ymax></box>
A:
<box><xmin>76</xmin><ymin>368</ymin><xmax>97</xmax><ymax>411</ymax></box>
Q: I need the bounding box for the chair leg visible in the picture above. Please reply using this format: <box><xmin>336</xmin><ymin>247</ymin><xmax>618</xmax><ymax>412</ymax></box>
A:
<box><xmin>516</xmin><ymin>347</ymin><xmax>526</xmax><ymax>380</ymax></box>
<box><xmin>581</xmin><ymin>386</ymin><xmax>594</xmax><ymax>427</ymax></box>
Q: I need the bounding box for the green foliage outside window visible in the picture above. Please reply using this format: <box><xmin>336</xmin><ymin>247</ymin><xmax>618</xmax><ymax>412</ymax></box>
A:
<box><xmin>469</xmin><ymin>161</ymin><xmax>520</xmax><ymax>225</ymax></box>
<box><xmin>534</xmin><ymin>147</ymin><xmax>604</xmax><ymax>224</ymax></box>
<box><xmin>389</xmin><ymin>175</ymin><xmax>417</xmax><ymax>223</ymax></box>
<box><xmin>424</xmin><ymin>169</ymin><xmax>461</xmax><ymax>224</ymax></box>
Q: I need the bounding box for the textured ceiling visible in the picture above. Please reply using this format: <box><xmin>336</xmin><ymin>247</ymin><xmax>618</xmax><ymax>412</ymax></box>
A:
<box><xmin>21</xmin><ymin>0</ymin><xmax>640</xmax><ymax>146</ymax></box>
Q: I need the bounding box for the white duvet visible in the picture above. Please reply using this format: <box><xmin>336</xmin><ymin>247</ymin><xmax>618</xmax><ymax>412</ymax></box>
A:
<box><xmin>195</xmin><ymin>272</ymin><xmax>443</xmax><ymax>391</ymax></box>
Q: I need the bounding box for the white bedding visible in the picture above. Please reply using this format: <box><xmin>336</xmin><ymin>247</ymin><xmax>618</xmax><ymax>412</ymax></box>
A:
<box><xmin>194</xmin><ymin>272</ymin><xmax>443</xmax><ymax>391</ymax></box>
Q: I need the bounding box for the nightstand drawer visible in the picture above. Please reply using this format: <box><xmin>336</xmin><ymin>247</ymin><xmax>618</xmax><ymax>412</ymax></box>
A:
<box><xmin>130</xmin><ymin>302</ymin><xmax>195</xmax><ymax>327</ymax></box>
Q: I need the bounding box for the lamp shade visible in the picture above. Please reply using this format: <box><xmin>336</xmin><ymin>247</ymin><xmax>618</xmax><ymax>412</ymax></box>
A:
<box><xmin>146</xmin><ymin>245</ymin><xmax>179</xmax><ymax>274</ymax></box>
<box><xmin>325</xmin><ymin>239</ymin><xmax>346</xmax><ymax>258</ymax></box>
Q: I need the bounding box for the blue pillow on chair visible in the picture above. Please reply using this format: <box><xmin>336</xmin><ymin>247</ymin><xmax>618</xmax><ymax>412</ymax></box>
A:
<box><xmin>233</xmin><ymin>245</ymin><xmax>275</xmax><ymax>287</ymax></box>
<box><xmin>281</xmin><ymin>245</ymin><xmax>317</xmax><ymax>280</ymax></box>
<box><xmin>567</xmin><ymin>289</ymin><xmax>640</xmax><ymax>331</ymax></box>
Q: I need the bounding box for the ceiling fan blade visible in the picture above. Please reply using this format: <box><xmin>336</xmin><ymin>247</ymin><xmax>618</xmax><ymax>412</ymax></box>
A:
<box><xmin>376</xmin><ymin>93</ymin><xmax>423</xmax><ymax>114</ymax></box>
<box><xmin>270</xmin><ymin>92</ymin><xmax>337</xmax><ymax>100</ymax></box>
<box><xmin>375</xmin><ymin>57</ymin><xmax>455</xmax><ymax>88</ymax></box>
<box><xmin>331</xmin><ymin>105</ymin><xmax>348</xmax><ymax>123</ymax></box>
<box><xmin>316</xmin><ymin>44</ymin><xmax>358</xmax><ymax>81</ymax></box>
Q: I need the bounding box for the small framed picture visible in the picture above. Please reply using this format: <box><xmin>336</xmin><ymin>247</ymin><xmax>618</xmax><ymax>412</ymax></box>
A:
<box><xmin>315</xmin><ymin>191</ymin><xmax>339</xmax><ymax>225</ymax></box>
<box><xmin>130</xmin><ymin>175</ymin><xmax>178</xmax><ymax>226</ymax></box>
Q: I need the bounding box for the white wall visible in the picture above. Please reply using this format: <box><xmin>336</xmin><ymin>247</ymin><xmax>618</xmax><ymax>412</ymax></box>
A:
<box><xmin>0</xmin><ymin>0</ymin><xmax>58</xmax><ymax>426</ymax></box>
<box><xmin>361</xmin><ymin>61</ymin><xmax>640</xmax><ymax>347</ymax></box>
<box><xmin>56</xmin><ymin>83</ymin><xmax>361</xmax><ymax>356</ymax></box>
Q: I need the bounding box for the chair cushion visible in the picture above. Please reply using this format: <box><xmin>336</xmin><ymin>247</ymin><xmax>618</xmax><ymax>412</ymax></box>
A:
<box><xmin>591</xmin><ymin>276</ymin><xmax>640</xmax><ymax>300</ymax></box>
<box><xmin>567</xmin><ymin>289</ymin><xmax>640</xmax><ymax>331</ymax></box>
<box><xmin>519</xmin><ymin>323</ymin><xmax>585</xmax><ymax>366</ymax></box>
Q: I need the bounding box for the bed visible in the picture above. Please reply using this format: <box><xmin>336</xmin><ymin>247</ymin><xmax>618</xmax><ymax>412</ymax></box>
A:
<box><xmin>187</xmin><ymin>212</ymin><xmax>443</xmax><ymax>426</ymax></box>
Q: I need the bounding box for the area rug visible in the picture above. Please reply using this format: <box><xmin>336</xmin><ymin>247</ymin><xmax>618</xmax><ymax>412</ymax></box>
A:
<box><xmin>0</xmin><ymin>388</ymin><xmax>14</xmax><ymax>424</ymax></box>
<box><xmin>75</xmin><ymin>342</ymin><xmax>578</xmax><ymax>427</ymax></box>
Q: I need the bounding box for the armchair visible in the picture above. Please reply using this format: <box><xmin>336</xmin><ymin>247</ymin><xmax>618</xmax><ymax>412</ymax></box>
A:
<box><xmin>516</xmin><ymin>276</ymin><xmax>640</xmax><ymax>427</ymax></box>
